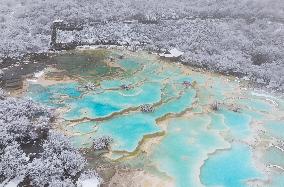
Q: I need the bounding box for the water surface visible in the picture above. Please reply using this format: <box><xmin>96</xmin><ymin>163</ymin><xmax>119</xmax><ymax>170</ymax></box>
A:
<box><xmin>26</xmin><ymin>49</ymin><xmax>284</xmax><ymax>187</ymax></box>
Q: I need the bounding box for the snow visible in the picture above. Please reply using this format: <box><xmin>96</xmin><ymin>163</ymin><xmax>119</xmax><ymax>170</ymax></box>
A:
<box><xmin>53</xmin><ymin>19</ymin><xmax>64</xmax><ymax>23</ymax></box>
<box><xmin>162</xmin><ymin>48</ymin><xmax>184</xmax><ymax>58</ymax></box>
<box><xmin>26</xmin><ymin>79</ymin><xmax>38</xmax><ymax>83</ymax></box>
<box><xmin>1</xmin><ymin>177</ymin><xmax>23</xmax><ymax>187</ymax></box>
<box><xmin>159</xmin><ymin>48</ymin><xmax>184</xmax><ymax>58</ymax></box>
<box><xmin>0</xmin><ymin>92</ymin><xmax>97</xmax><ymax>186</ymax></box>
<box><xmin>77</xmin><ymin>178</ymin><xmax>100</xmax><ymax>187</ymax></box>
<box><xmin>26</xmin><ymin>70</ymin><xmax>45</xmax><ymax>83</ymax></box>
<box><xmin>169</xmin><ymin>48</ymin><xmax>184</xmax><ymax>57</ymax></box>
<box><xmin>0</xmin><ymin>0</ymin><xmax>283</xmax><ymax>91</ymax></box>
<box><xmin>34</xmin><ymin>70</ymin><xmax>45</xmax><ymax>78</ymax></box>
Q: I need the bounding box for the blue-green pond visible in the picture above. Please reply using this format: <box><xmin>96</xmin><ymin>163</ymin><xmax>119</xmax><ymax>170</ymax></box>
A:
<box><xmin>26</xmin><ymin>49</ymin><xmax>284</xmax><ymax>187</ymax></box>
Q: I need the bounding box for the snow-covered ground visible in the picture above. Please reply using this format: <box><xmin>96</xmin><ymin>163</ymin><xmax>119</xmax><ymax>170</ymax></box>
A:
<box><xmin>0</xmin><ymin>0</ymin><xmax>284</xmax><ymax>91</ymax></box>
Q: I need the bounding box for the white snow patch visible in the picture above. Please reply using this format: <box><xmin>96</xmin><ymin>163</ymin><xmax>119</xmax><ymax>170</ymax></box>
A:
<box><xmin>159</xmin><ymin>48</ymin><xmax>184</xmax><ymax>58</ymax></box>
<box><xmin>1</xmin><ymin>177</ymin><xmax>24</xmax><ymax>187</ymax></box>
<box><xmin>77</xmin><ymin>177</ymin><xmax>100</xmax><ymax>187</ymax></box>
<box><xmin>34</xmin><ymin>70</ymin><xmax>45</xmax><ymax>78</ymax></box>
<box><xmin>251</xmin><ymin>91</ymin><xmax>276</xmax><ymax>99</ymax></box>
<box><xmin>26</xmin><ymin>79</ymin><xmax>38</xmax><ymax>83</ymax></box>
<box><xmin>169</xmin><ymin>48</ymin><xmax>184</xmax><ymax>57</ymax></box>
<box><xmin>242</xmin><ymin>76</ymin><xmax>250</xmax><ymax>81</ymax></box>
<box><xmin>26</xmin><ymin>70</ymin><xmax>45</xmax><ymax>83</ymax></box>
<box><xmin>53</xmin><ymin>19</ymin><xmax>64</xmax><ymax>23</ymax></box>
<box><xmin>251</xmin><ymin>91</ymin><xmax>279</xmax><ymax>106</ymax></box>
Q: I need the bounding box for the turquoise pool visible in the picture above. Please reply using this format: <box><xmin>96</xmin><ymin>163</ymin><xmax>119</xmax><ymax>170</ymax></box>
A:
<box><xmin>26</xmin><ymin>50</ymin><xmax>284</xmax><ymax>187</ymax></box>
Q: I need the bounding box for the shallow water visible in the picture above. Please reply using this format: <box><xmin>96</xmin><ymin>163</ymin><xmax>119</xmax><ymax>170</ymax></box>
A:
<box><xmin>201</xmin><ymin>144</ymin><xmax>261</xmax><ymax>187</ymax></box>
<box><xmin>26</xmin><ymin>50</ymin><xmax>284</xmax><ymax>187</ymax></box>
<box><xmin>151</xmin><ymin>116</ymin><xmax>230</xmax><ymax>187</ymax></box>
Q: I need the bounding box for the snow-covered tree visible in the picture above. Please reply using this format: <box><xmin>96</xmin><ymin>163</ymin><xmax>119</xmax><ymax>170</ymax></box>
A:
<box><xmin>93</xmin><ymin>136</ymin><xmax>113</xmax><ymax>150</ymax></box>
<box><xmin>0</xmin><ymin>142</ymin><xmax>27</xmax><ymax>180</ymax></box>
<box><xmin>0</xmin><ymin>91</ymin><xmax>100</xmax><ymax>186</ymax></box>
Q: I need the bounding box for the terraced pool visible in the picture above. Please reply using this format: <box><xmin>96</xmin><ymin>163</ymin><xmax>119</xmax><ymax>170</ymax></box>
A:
<box><xmin>26</xmin><ymin>49</ymin><xmax>284</xmax><ymax>187</ymax></box>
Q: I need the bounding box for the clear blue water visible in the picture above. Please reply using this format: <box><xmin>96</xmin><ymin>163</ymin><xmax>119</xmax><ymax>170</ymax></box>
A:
<box><xmin>262</xmin><ymin>146</ymin><xmax>284</xmax><ymax>167</ymax></box>
<box><xmin>152</xmin><ymin>89</ymin><xmax>196</xmax><ymax>117</ymax></box>
<box><xmin>64</xmin><ymin>96</ymin><xmax>122</xmax><ymax>120</ymax></box>
<box><xmin>27</xmin><ymin>83</ymin><xmax>81</xmax><ymax>107</ymax></box>
<box><xmin>238</xmin><ymin>98</ymin><xmax>274</xmax><ymax>112</ymax></box>
<box><xmin>151</xmin><ymin>117</ymin><xmax>230</xmax><ymax>187</ymax></box>
<box><xmin>92</xmin><ymin>113</ymin><xmax>161</xmax><ymax>151</ymax></box>
<box><xmin>209</xmin><ymin>113</ymin><xmax>227</xmax><ymax>130</ymax></box>
<box><xmin>117</xmin><ymin>58</ymin><xmax>142</xmax><ymax>71</ymax></box>
<box><xmin>201</xmin><ymin>144</ymin><xmax>261</xmax><ymax>187</ymax></box>
<box><xmin>219</xmin><ymin>109</ymin><xmax>252</xmax><ymax>140</ymax></box>
<box><xmin>269</xmin><ymin>174</ymin><xmax>284</xmax><ymax>187</ymax></box>
<box><xmin>68</xmin><ymin>121</ymin><xmax>97</xmax><ymax>134</ymax></box>
<box><xmin>264</xmin><ymin>120</ymin><xmax>284</xmax><ymax>139</ymax></box>
<box><xmin>26</xmin><ymin>50</ymin><xmax>284</xmax><ymax>187</ymax></box>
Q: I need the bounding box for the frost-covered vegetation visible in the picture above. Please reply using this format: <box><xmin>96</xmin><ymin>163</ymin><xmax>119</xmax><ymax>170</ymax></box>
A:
<box><xmin>140</xmin><ymin>104</ymin><xmax>155</xmax><ymax>113</ymax></box>
<box><xmin>93</xmin><ymin>136</ymin><xmax>113</xmax><ymax>151</ymax></box>
<box><xmin>0</xmin><ymin>89</ymin><xmax>100</xmax><ymax>186</ymax></box>
<box><xmin>81</xmin><ymin>82</ymin><xmax>97</xmax><ymax>91</ymax></box>
<box><xmin>0</xmin><ymin>0</ymin><xmax>284</xmax><ymax>91</ymax></box>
